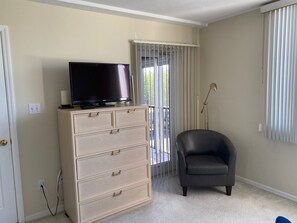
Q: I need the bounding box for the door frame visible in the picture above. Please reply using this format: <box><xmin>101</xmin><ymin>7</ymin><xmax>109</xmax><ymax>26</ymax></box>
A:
<box><xmin>0</xmin><ymin>25</ymin><xmax>25</xmax><ymax>223</ymax></box>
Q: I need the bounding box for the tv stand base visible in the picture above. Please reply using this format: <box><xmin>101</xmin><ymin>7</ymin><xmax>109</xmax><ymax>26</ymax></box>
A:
<box><xmin>80</xmin><ymin>104</ymin><xmax>96</xmax><ymax>109</ymax></box>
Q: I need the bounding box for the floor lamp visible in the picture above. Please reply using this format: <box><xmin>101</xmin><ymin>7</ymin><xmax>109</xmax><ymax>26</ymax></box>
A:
<box><xmin>200</xmin><ymin>83</ymin><xmax>217</xmax><ymax>130</ymax></box>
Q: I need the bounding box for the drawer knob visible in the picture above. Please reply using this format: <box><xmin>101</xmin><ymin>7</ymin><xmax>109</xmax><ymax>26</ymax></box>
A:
<box><xmin>113</xmin><ymin>190</ymin><xmax>122</xmax><ymax>197</ymax></box>
<box><xmin>88</xmin><ymin>112</ymin><xmax>99</xmax><ymax>117</ymax></box>
<box><xmin>111</xmin><ymin>149</ymin><xmax>121</xmax><ymax>156</ymax></box>
<box><xmin>112</xmin><ymin>170</ymin><xmax>122</xmax><ymax>176</ymax></box>
<box><xmin>127</xmin><ymin>108</ymin><xmax>136</xmax><ymax>113</ymax></box>
<box><xmin>110</xmin><ymin>129</ymin><xmax>120</xmax><ymax>134</ymax></box>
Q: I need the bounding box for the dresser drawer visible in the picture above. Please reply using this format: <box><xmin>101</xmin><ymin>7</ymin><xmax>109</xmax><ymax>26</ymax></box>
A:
<box><xmin>75</xmin><ymin>126</ymin><xmax>147</xmax><ymax>157</ymax></box>
<box><xmin>77</xmin><ymin>145</ymin><xmax>148</xmax><ymax>179</ymax></box>
<box><xmin>80</xmin><ymin>183</ymin><xmax>150</xmax><ymax>223</ymax></box>
<box><xmin>78</xmin><ymin>164</ymin><xmax>149</xmax><ymax>201</ymax></box>
<box><xmin>115</xmin><ymin>108</ymin><xmax>147</xmax><ymax>127</ymax></box>
<box><xmin>73</xmin><ymin>111</ymin><xmax>113</xmax><ymax>133</ymax></box>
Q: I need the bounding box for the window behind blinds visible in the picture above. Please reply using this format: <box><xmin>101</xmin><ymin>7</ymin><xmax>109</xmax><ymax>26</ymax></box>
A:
<box><xmin>264</xmin><ymin>3</ymin><xmax>297</xmax><ymax>143</ymax></box>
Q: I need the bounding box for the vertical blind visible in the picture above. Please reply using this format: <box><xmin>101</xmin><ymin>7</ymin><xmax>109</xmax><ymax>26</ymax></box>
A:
<box><xmin>132</xmin><ymin>41</ymin><xmax>199</xmax><ymax>178</ymax></box>
<box><xmin>264</xmin><ymin>3</ymin><xmax>297</xmax><ymax>143</ymax></box>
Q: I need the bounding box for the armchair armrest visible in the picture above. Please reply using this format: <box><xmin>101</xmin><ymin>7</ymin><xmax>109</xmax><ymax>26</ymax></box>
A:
<box><xmin>176</xmin><ymin>139</ymin><xmax>188</xmax><ymax>187</ymax></box>
<box><xmin>218</xmin><ymin>137</ymin><xmax>237</xmax><ymax>184</ymax></box>
<box><xmin>175</xmin><ymin>140</ymin><xmax>187</xmax><ymax>170</ymax></box>
<box><xmin>218</xmin><ymin>137</ymin><xmax>237</xmax><ymax>164</ymax></box>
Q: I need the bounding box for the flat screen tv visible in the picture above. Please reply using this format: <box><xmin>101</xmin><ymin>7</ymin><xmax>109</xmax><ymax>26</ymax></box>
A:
<box><xmin>69</xmin><ymin>62</ymin><xmax>131</xmax><ymax>108</ymax></box>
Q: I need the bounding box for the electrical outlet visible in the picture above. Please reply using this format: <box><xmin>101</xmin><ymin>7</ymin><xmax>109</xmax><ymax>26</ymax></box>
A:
<box><xmin>258</xmin><ymin>123</ymin><xmax>262</xmax><ymax>132</ymax></box>
<box><xmin>38</xmin><ymin>178</ymin><xmax>46</xmax><ymax>190</ymax></box>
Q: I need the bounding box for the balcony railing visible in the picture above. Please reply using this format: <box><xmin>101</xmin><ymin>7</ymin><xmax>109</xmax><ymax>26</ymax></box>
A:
<box><xmin>148</xmin><ymin>105</ymin><xmax>170</xmax><ymax>165</ymax></box>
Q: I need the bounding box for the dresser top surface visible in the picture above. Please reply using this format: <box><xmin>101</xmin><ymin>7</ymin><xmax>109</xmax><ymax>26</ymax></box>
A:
<box><xmin>58</xmin><ymin>104</ymin><xmax>148</xmax><ymax>114</ymax></box>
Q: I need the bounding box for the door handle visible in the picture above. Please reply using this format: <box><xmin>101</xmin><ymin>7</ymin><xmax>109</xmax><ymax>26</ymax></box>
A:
<box><xmin>0</xmin><ymin>139</ymin><xmax>8</xmax><ymax>146</ymax></box>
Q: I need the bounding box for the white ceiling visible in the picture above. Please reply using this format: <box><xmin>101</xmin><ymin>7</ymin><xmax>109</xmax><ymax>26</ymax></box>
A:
<box><xmin>37</xmin><ymin>0</ymin><xmax>276</xmax><ymax>27</ymax></box>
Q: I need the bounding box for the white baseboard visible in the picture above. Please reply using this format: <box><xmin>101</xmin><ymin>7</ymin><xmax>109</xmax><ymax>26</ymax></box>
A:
<box><xmin>236</xmin><ymin>175</ymin><xmax>297</xmax><ymax>202</ymax></box>
<box><xmin>25</xmin><ymin>204</ymin><xmax>64</xmax><ymax>222</ymax></box>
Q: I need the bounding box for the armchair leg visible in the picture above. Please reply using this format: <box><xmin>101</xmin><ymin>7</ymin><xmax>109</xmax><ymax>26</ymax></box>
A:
<box><xmin>182</xmin><ymin>187</ymin><xmax>188</xmax><ymax>196</ymax></box>
<box><xmin>226</xmin><ymin>186</ymin><xmax>232</xmax><ymax>196</ymax></box>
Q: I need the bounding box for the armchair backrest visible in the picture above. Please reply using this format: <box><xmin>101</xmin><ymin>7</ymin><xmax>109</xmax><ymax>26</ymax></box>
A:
<box><xmin>176</xmin><ymin>129</ymin><xmax>229</xmax><ymax>157</ymax></box>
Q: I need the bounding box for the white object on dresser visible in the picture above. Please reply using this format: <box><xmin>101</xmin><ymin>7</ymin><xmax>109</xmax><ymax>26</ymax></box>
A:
<box><xmin>57</xmin><ymin>105</ymin><xmax>152</xmax><ymax>223</ymax></box>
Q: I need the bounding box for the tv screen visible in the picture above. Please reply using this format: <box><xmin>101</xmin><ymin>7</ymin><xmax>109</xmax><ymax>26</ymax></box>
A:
<box><xmin>69</xmin><ymin>62</ymin><xmax>131</xmax><ymax>107</ymax></box>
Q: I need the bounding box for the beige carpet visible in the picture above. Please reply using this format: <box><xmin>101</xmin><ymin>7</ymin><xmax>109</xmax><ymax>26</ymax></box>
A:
<box><xmin>103</xmin><ymin>176</ymin><xmax>297</xmax><ymax>223</ymax></box>
<box><xmin>31</xmin><ymin>176</ymin><xmax>297</xmax><ymax>223</ymax></box>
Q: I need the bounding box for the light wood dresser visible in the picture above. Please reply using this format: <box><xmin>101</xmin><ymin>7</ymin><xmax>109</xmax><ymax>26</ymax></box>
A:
<box><xmin>57</xmin><ymin>105</ymin><xmax>151</xmax><ymax>223</ymax></box>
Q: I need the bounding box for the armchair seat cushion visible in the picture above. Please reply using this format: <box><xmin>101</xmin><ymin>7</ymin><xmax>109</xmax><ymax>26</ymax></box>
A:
<box><xmin>186</xmin><ymin>155</ymin><xmax>228</xmax><ymax>175</ymax></box>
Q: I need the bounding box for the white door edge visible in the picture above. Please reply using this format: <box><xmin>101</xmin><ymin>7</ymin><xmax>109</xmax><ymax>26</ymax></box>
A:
<box><xmin>0</xmin><ymin>25</ymin><xmax>25</xmax><ymax>223</ymax></box>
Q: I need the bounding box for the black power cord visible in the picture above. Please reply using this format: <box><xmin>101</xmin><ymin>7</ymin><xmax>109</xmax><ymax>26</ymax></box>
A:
<box><xmin>40</xmin><ymin>185</ymin><xmax>59</xmax><ymax>216</ymax></box>
<box><xmin>40</xmin><ymin>171</ymin><xmax>62</xmax><ymax>216</ymax></box>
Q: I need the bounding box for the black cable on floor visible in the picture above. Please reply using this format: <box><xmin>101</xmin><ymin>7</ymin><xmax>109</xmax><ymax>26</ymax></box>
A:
<box><xmin>41</xmin><ymin>184</ymin><xmax>59</xmax><ymax>216</ymax></box>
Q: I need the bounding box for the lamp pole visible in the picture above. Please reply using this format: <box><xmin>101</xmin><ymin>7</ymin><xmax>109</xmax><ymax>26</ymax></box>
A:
<box><xmin>201</xmin><ymin>83</ymin><xmax>217</xmax><ymax>130</ymax></box>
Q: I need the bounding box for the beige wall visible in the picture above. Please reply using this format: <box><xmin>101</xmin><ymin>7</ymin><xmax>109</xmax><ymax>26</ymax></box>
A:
<box><xmin>0</xmin><ymin>0</ymin><xmax>198</xmax><ymax>218</ymax></box>
<box><xmin>3</xmin><ymin>0</ymin><xmax>295</xmax><ymax>219</ymax></box>
<box><xmin>200</xmin><ymin>10</ymin><xmax>297</xmax><ymax>196</ymax></box>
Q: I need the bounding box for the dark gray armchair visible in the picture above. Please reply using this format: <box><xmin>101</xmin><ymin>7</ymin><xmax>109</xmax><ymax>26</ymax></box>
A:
<box><xmin>176</xmin><ymin>129</ymin><xmax>237</xmax><ymax>196</ymax></box>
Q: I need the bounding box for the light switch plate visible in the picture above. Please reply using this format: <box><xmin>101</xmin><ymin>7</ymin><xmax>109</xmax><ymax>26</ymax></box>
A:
<box><xmin>28</xmin><ymin>103</ymin><xmax>41</xmax><ymax>114</ymax></box>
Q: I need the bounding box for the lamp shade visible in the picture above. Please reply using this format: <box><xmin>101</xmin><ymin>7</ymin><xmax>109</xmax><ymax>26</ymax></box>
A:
<box><xmin>210</xmin><ymin>83</ymin><xmax>217</xmax><ymax>91</ymax></box>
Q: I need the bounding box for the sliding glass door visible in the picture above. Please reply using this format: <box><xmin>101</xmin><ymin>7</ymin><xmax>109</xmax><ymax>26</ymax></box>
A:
<box><xmin>140</xmin><ymin>56</ymin><xmax>171</xmax><ymax>176</ymax></box>
<box><xmin>134</xmin><ymin>42</ymin><xmax>199</xmax><ymax>179</ymax></box>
